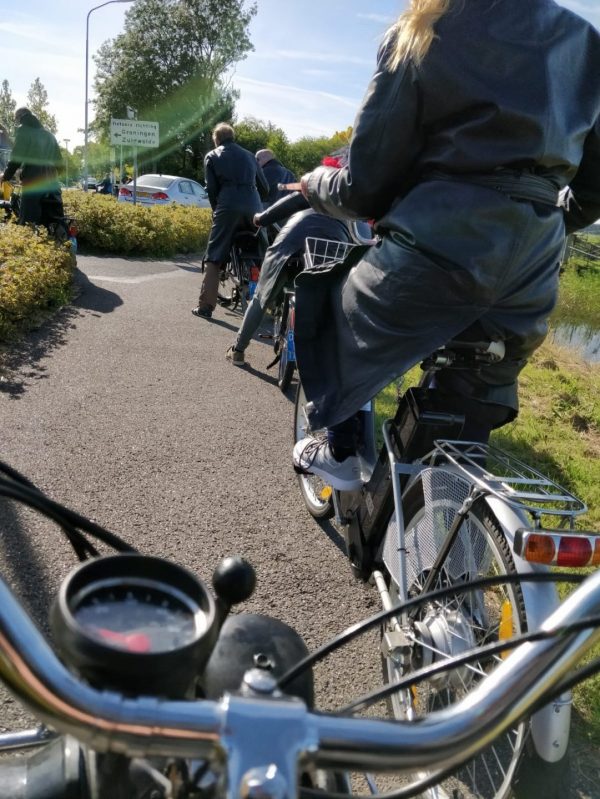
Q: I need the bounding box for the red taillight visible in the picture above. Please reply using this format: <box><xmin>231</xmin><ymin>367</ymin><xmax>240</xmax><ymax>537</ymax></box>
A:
<box><xmin>119</xmin><ymin>187</ymin><xmax>132</xmax><ymax>196</ymax></box>
<box><xmin>151</xmin><ymin>191</ymin><xmax>169</xmax><ymax>200</ymax></box>
<box><xmin>556</xmin><ymin>536</ymin><xmax>593</xmax><ymax>567</ymax></box>
<box><xmin>517</xmin><ymin>530</ymin><xmax>600</xmax><ymax>567</ymax></box>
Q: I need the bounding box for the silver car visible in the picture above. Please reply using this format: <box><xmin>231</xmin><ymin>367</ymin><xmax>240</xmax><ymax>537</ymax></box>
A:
<box><xmin>117</xmin><ymin>174</ymin><xmax>210</xmax><ymax>208</ymax></box>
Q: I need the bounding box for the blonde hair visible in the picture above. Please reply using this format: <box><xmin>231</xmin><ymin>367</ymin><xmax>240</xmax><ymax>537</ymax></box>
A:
<box><xmin>385</xmin><ymin>0</ymin><xmax>453</xmax><ymax>70</ymax></box>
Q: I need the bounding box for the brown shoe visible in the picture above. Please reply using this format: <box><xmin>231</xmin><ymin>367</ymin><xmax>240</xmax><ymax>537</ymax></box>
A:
<box><xmin>226</xmin><ymin>346</ymin><xmax>245</xmax><ymax>366</ymax></box>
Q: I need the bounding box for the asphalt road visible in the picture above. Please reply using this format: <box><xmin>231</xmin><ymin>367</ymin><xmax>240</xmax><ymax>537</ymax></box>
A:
<box><xmin>0</xmin><ymin>252</ymin><xmax>382</xmax><ymax>733</ymax></box>
<box><xmin>0</xmin><ymin>254</ymin><xmax>596</xmax><ymax>798</ymax></box>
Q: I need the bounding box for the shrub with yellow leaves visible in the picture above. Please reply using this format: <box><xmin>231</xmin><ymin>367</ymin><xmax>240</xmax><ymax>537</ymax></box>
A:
<box><xmin>0</xmin><ymin>224</ymin><xmax>75</xmax><ymax>341</ymax></box>
<box><xmin>63</xmin><ymin>193</ymin><xmax>212</xmax><ymax>256</ymax></box>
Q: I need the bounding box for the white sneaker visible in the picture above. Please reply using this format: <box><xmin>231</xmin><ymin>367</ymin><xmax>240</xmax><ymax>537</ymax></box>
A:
<box><xmin>293</xmin><ymin>436</ymin><xmax>363</xmax><ymax>491</ymax></box>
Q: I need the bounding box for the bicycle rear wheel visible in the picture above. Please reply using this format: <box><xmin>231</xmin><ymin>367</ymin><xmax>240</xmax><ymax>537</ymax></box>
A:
<box><xmin>293</xmin><ymin>383</ymin><xmax>334</xmax><ymax>519</ymax></box>
<box><xmin>218</xmin><ymin>267</ymin><xmax>240</xmax><ymax>309</ymax></box>
<box><xmin>381</xmin><ymin>469</ymin><xmax>528</xmax><ymax>799</ymax></box>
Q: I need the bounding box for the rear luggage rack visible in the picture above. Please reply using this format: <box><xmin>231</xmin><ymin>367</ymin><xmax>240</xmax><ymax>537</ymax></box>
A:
<box><xmin>429</xmin><ymin>440</ymin><xmax>587</xmax><ymax>523</ymax></box>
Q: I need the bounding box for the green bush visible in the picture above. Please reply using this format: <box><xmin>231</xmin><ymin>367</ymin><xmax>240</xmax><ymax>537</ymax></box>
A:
<box><xmin>63</xmin><ymin>192</ymin><xmax>211</xmax><ymax>257</ymax></box>
<box><xmin>0</xmin><ymin>224</ymin><xmax>75</xmax><ymax>341</ymax></box>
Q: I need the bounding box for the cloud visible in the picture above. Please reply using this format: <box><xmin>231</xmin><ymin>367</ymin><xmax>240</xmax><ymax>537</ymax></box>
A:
<box><xmin>234</xmin><ymin>76</ymin><xmax>359</xmax><ymax>111</ymax></box>
<box><xmin>232</xmin><ymin>76</ymin><xmax>360</xmax><ymax>139</ymax></box>
<box><xmin>302</xmin><ymin>69</ymin><xmax>335</xmax><ymax>78</ymax></box>
<box><xmin>0</xmin><ymin>21</ymin><xmax>79</xmax><ymax>56</ymax></box>
<box><xmin>357</xmin><ymin>13</ymin><xmax>395</xmax><ymax>24</ymax></box>
<box><xmin>251</xmin><ymin>49</ymin><xmax>373</xmax><ymax>67</ymax></box>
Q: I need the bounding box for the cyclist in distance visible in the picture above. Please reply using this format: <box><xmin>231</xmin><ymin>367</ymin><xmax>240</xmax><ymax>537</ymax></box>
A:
<box><xmin>0</xmin><ymin>107</ymin><xmax>63</xmax><ymax>225</ymax></box>
<box><xmin>256</xmin><ymin>148</ymin><xmax>297</xmax><ymax>207</ymax></box>
<box><xmin>192</xmin><ymin>123</ymin><xmax>269</xmax><ymax>320</ymax></box>
<box><xmin>292</xmin><ymin>0</ymin><xmax>600</xmax><ymax>492</ymax></box>
<box><xmin>226</xmin><ymin>152</ymin><xmax>369</xmax><ymax>367</ymax></box>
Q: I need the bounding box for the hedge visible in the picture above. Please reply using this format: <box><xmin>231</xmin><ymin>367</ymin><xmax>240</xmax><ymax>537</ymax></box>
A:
<box><xmin>63</xmin><ymin>192</ymin><xmax>212</xmax><ymax>257</ymax></box>
<box><xmin>0</xmin><ymin>225</ymin><xmax>75</xmax><ymax>341</ymax></box>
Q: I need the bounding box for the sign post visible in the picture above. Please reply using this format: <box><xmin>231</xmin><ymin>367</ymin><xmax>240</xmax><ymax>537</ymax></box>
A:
<box><xmin>110</xmin><ymin>118</ymin><xmax>159</xmax><ymax>205</ymax></box>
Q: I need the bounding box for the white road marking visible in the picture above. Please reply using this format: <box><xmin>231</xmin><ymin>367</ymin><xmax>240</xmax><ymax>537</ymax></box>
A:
<box><xmin>88</xmin><ymin>270</ymin><xmax>194</xmax><ymax>284</ymax></box>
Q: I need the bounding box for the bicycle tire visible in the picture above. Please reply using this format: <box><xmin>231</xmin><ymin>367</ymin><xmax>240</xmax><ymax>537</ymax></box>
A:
<box><xmin>293</xmin><ymin>383</ymin><xmax>334</xmax><ymax>520</ymax></box>
<box><xmin>218</xmin><ymin>268</ymin><xmax>239</xmax><ymax>309</ymax></box>
<box><xmin>380</xmin><ymin>472</ymin><xmax>529</xmax><ymax>799</ymax></box>
<box><xmin>278</xmin><ymin>316</ymin><xmax>295</xmax><ymax>392</ymax></box>
<box><xmin>279</xmin><ymin>357</ymin><xmax>295</xmax><ymax>393</ymax></box>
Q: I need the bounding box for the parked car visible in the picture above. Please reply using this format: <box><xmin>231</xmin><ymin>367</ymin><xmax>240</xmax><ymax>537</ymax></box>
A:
<box><xmin>81</xmin><ymin>177</ymin><xmax>99</xmax><ymax>191</ymax></box>
<box><xmin>117</xmin><ymin>174</ymin><xmax>210</xmax><ymax>208</ymax></box>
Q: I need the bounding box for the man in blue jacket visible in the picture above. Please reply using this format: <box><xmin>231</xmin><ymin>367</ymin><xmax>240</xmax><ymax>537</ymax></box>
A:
<box><xmin>192</xmin><ymin>123</ymin><xmax>269</xmax><ymax>319</ymax></box>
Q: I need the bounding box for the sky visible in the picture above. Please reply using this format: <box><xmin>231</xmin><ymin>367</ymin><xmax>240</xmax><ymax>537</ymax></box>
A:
<box><xmin>0</xmin><ymin>0</ymin><xmax>598</xmax><ymax>153</ymax></box>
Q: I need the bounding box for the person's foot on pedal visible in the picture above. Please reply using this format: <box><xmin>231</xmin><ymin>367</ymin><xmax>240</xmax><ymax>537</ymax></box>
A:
<box><xmin>226</xmin><ymin>346</ymin><xmax>245</xmax><ymax>366</ymax></box>
<box><xmin>192</xmin><ymin>306</ymin><xmax>212</xmax><ymax>319</ymax></box>
<box><xmin>293</xmin><ymin>436</ymin><xmax>362</xmax><ymax>491</ymax></box>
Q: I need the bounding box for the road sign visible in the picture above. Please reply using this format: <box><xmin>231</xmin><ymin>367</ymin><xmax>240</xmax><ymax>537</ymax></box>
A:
<box><xmin>110</xmin><ymin>118</ymin><xmax>159</xmax><ymax>148</ymax></box>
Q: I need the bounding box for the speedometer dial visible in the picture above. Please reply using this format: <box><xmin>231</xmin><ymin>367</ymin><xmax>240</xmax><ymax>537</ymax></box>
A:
<box><xmin>73</xmin><ymin>581</ymin><xmax>206</xmax><ymax>654</ymax></box>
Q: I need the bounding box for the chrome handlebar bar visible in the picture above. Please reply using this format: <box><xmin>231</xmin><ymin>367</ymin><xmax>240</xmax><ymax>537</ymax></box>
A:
<box><xmin>1</xmin><ymin>570</ymin><xmax>600</xmax><ymax>799</ymax></box>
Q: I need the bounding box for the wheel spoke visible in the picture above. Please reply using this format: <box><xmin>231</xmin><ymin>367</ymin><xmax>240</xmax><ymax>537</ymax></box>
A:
<box><xmin>381</xmin><ymin>471</ymin><xmax>530</xmax><ymax>798</ymax></box>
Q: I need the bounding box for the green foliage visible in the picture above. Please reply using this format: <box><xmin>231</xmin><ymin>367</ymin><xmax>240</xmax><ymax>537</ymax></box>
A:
<box><xmin>234</xmin><ymin>117</ymin><xmax>292</xmax><ymax>165</ymax></box>
<box><xmin>0</xmin><ymin>225</ymin><xmax>74</xmax><ymax>341</ymax></box>
<box><xmin>26</xmin><ymin>78</ymin><xmax>58</xmax><ymax>134</ymax></box>
<box><xmin>63</xmin><ymin>192</ymin><xmax>211</xmax><ymax>257</ymax></box>
<box><xmin>0</xmin><ymin>80</ymin><xmax>16</xmax><ymax>136</ymax></box>
<box><xmin>233</xmin><ymin>116</ymin><xmax>353</xmax><ymax>176</ymax></box>
<box><xmin>552</xmin><ymin>267</ymin><xmax>600</xmax><ymax>329</ymax></box>
<box><xmin>491</xmin><ymin>343</ymin><xmax>600</xmax><ymax>529</ymax></box>
<box><xmin>92</xmin><ymin>0</ymin><xmax>256</xmax><ymax>181</ymax></box>
<box><xmin>287</xmin><ymin>129</ymin><xmax>353</xmax><ymax>176</ymax></box>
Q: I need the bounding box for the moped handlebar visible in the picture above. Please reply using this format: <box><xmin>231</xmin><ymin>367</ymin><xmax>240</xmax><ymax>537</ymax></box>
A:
<box><xmin>1</xmin><ymin>567</ymin><xmax>600</xmax><ymax>798</ymax></box>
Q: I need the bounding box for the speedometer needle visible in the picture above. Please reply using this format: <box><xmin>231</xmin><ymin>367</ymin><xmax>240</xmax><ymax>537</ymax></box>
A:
<box><xmin>92</xmin><ymin>627</ymin><xmax>152</xmax><ymax>653</ymax></box>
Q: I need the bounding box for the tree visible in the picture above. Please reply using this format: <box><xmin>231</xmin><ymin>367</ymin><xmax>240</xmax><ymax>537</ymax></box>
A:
<box><xmin>93</xmin><ymin>0</ymin><xmax>256</xmax><ymax>180</ymax></box>
<box><xmin>0</xmin><ymin>80</ymin><xmax>16</xmax><ymax>137</ymax></box>
<box><xmin>26</xmin><ymin>78</ymin><xmax>58</xmax><ymax>133</ymax></box>
<box><xmin>234</xmin><ymin>117</ymin><xmax>291</xmax><ymax>165</ymax></box>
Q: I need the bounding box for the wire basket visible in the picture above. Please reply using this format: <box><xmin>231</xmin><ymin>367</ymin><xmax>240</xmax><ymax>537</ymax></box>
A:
<box><xmin>304</xmin><ymin>237</ymin><xmax>358</xmax><ymax>271</ymax></box>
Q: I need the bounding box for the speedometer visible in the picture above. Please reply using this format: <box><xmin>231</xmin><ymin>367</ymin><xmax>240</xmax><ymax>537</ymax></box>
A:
<box><xmin>51</xmin><ymin>555</ymin><xmax>218</xmax><ymax>699</ymax></box>
<box><xmin>72</xmin><ymin>580</ymin><xmax>205</xmax><ymax>653</ymax></box>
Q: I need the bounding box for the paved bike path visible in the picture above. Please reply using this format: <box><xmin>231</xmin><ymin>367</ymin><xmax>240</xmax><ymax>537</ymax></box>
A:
<box><xmin>0</xmin><ymin>253</ymin><xmax>381</xmax><ymax>732</ymax></box>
